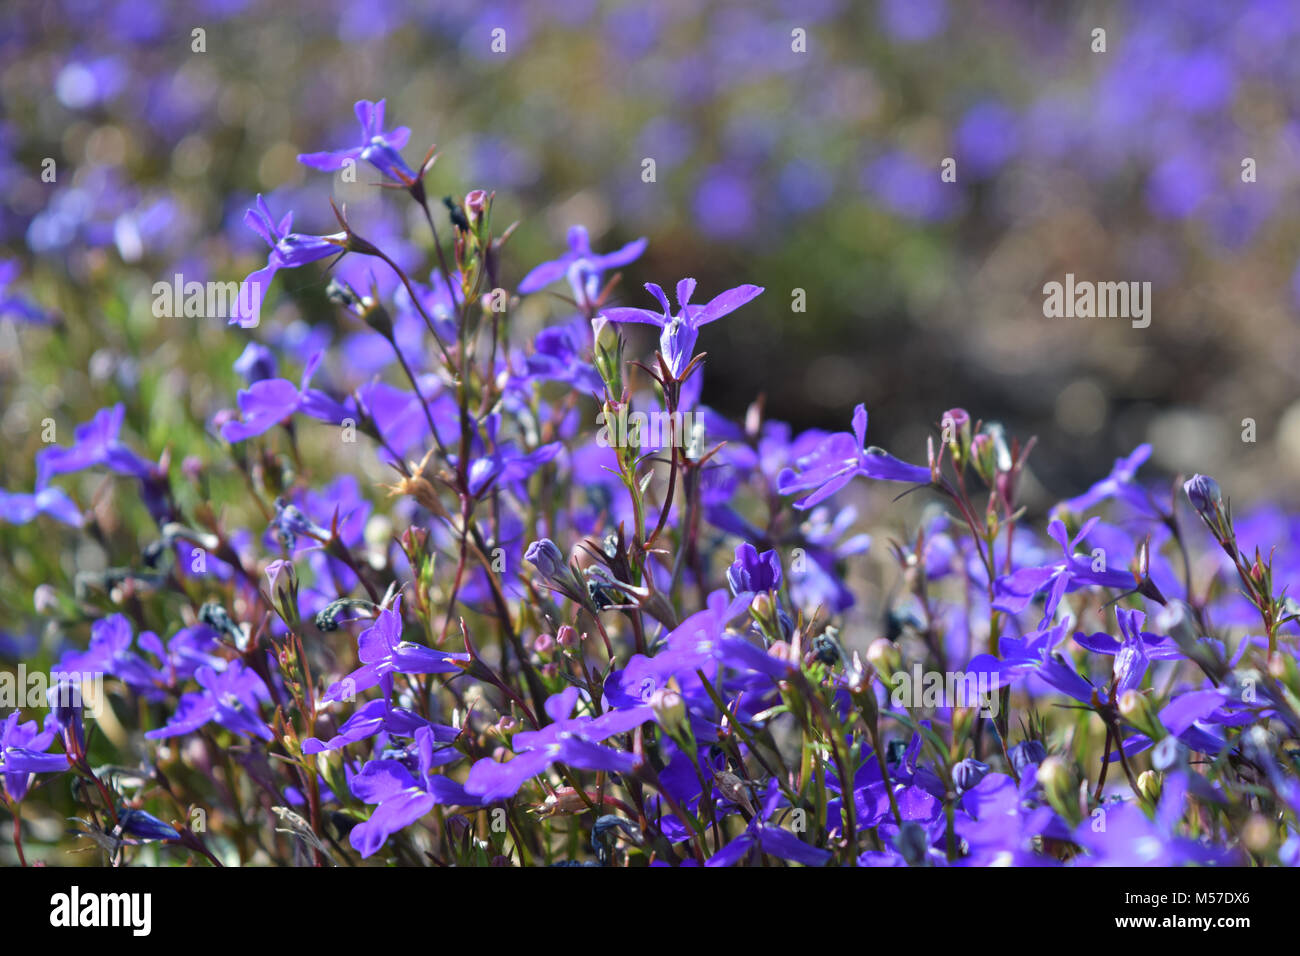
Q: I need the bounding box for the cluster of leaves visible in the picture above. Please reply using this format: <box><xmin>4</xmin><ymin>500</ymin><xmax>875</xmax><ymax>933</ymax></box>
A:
<box><xmin>2</xmin><ymin>100</ymin><xmax>1299</xmax><ymax>867</ymax></box>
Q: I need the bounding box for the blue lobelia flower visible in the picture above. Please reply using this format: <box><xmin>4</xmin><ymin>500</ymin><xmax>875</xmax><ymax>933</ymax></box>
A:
<box><xmin>706</xmin><ymin>779</ymin><xmax>832</xmax><ymax>867</ymax></box>
<box><xmin>220</xmin><ymin>351</ymin><xmax>352</xmax><ymax>443</ymax></box>
<box><xmin>0</xmin><ymin>486</ymin><xmax>81</xmax><ymax>527</ymax></box>
<box><xmin>601</xmin><ymin>278</ymin><xmax>763</xmax><ymax>378</ymax></box>
<box><xmin>320</xmin><ymin>597</ymin><xmax>468</xmax><ymax>705</ymax></box>
<box><xmin>57</xmin><ymin>614</ymin><xmax>166</xmax><ymax>701</ymax></box>
<box><xmin>777</xmin><ymin>404</ymin><xmax>931</xmax><ymax>509</ymax></box>
<box><xmin>144</xmin><ymin>660</ymin><xmax>273</xmax><ymax>742</ymax></box>
<box><xmin>726</xmin><ymin>541</ymin><xmax>782</xmax><ymax>595</ymax></box>
<box><xmin>235</xmin><ymin>195</ymin><xmax>347</xmax><ymax>327</ymax></box>
<box><xmin>0</xmin><ymin>712</ymin><xmax>66</xmax><ymax>802</ymax></box>
<box><xmin>0</xmin><ymin>259</ymin><xmax>52</xmax><ymax>324</ymax></box>
<box><xmin>992</xmin><ymin>517</ymin><xmax>1140</xmax><ymax>625</ymax></box>
<box><xmin>348</xmin><ymin>725</ymin><xmax>480</xmax><ymax>858</ymax></box>
<box><xmin>1058</xmin><ymin>443</ymin><xmax>1163</xmax><ymax>518</ymax></box>
<box><xmin>464</xmin><ymin>688</ymin><xmax>643</xmax><ymax>802</ymax></box>
<box><xmin>298</xmin><ymin>99</ymin><xmax>417</xmax><ymax>185</ymax></box>
<box><xmin>1074</xmin><ymin>607</ymin><xmax>1183</xmax><ymax>694</ymax></box>
<box><xmin>517</xmin><ymin>224</ymin><xmax>647</xmax><ymax>304</ymax></box>
<box><xmin>35</xmin><ymin>403</ymin><xmax>154</xmax><ymax>489</ymax></box>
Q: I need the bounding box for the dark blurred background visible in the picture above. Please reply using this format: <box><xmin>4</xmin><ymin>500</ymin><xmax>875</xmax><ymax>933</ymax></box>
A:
<box><xmin>4</xmin><ymin>0</ymin><xmax>1300</xmax><ymax>511</ymax></box>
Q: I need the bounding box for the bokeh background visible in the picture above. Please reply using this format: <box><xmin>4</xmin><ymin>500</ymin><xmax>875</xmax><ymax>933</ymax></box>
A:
<box><xmin>3</xmin><ymin>0</ymin><xmax>1300</xmax><ymax>523</ymax></box>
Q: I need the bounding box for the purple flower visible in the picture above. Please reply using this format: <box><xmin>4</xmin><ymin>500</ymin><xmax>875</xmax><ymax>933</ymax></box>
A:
<box><xmin>35</xmin><ymin>404</ymin><xmax>153</xmax><ymax>489</ymax></box>
<box><xmin>1071</xmin><ymin>772</ymin><xmax>1239</xmax><ymax>866</ymax></box>
<box><xmin>1059</xmin><ymin>444</ymin><xmax>1161</xmax><ymax>518</ymax></box>
<box><xmin>517</xmin><ymin>224</ymin><xmax>647</xmax><ymax>304</ymax></box>
<box><xmin>464</xmin><ymin>689</ymin><xmax>643</xmax><ymax>802</ymax></box>
<box><xmin>0</xmin><ymin>486</ymin><xmax>81</xmax><ymax>527</ymax></box>
<box><xmin>777</xmin><ymin>404</ymin><xmax>931</xmax><ymax>508</ymax></box>
<box><xmin>462</xmin><ymin>413</ymin><xmax>562</xmax><ymax>498</ymax></box>
<box><xmin>992</xmin><ymin>517</ymin><xmax>1139</xmax><ymax>624</ymax></box>
<box><xmin>953</xmin><ymin>758</ymin><xmax>990</xmax><ymax>794</ymax></box>
<box><xmin>464</xmin><ymin>731</ymin><xmax>640</xmax><ymax>803</ymax></box>
<box><xmin>967</xmin><ymin>617</ymin><xmax>1099</xmax><ymax>705</ymax></box>
<box><xmin>707</xmin><ymin>779</ymin><xmax>831</xmax><ymax>867</ymax></box>
<box><xmin>1008</xmin><ymin>740</ymin><xmax>1047</xmax><ymax>777</ymax></box>
<box><xmin>522</xmin><ymin>316</ymin><xmax>605</xmax><ymax>392</ymax></box>
<box><xmin>1</xmin><ymin>712</ymin><xmax>65</xmax><ymax>802</ymax></box>
<box><xmin>58</xmin><ymin>614</ymin><xmax>165</xmax><ymax>700</ymax></box>
<box><xmin>302</xmin><ymin>699</ymin><xmax>457</xmax><ymax>756</ymax></box>
<box><xmin>220</xmin><ymin>351</ymin><xmax>352</xmax><ymax>443</ymax></box>
<box><xmin>348</xmin><ymin>726</ymin><xmax>480</xmax><ymax>858</ymax></box>
<box><xmin>298</xmin><ymin>99</ymin><xmax>417</xmax><ymax>184</ymax></box>
<box><xmin>1074</xmin><ymin>607</ymin><xmax>1183</xmax><ymax>695</ymax></box>
<box><xmin>0</xmin><ymin>259</ymin><xmax>51</xmax><ymax>324</ymax></box>
<box><xmin>726</xmin><ymin>542</ymin><xmax>782</xmax><ymax>594</ymax></box>
<box><xmin>601</xmin><ymin>278</ymin><xmax>763</xmax><ymax>378</ymax></box>
<box><xmin>145</xmin><ymin>660</ymin><xmax>273</xmax><ymax>742</ymax></box>
<box><xmin>320</xmin><ymin>598</ymin><xmax>469</xmax><ymax>705</ymax></box>
<box><xmin>232</xmin><ymin>341</ymin><xmax>278</xmax><ymax>383</ymax></box>
<box><xmin>236</xmin><ymin>196</ymin><xmax>346</xmax><ymax>328</ymax></box>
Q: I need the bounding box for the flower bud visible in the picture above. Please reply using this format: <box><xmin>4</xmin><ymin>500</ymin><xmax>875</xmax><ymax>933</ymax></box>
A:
<box><xmin>592</xmin><ymin>316</ymin><xmax>623</xmax><ymax>395</ymax></box>
<box><xmin>970</xmin><ymin>432</ymin><xmax>997</xmax><ymax>484</ymax></box>
<box><xmin>444</xmin><ymin>814</ymin><xmax>472</xmax><ymax>840</ymax></box>
<box><xmin>556</xmin><ymin>624</ymin><xmax>580</xmax><ymax>649</ymax></box>
<box><xmin>525</xmin><ymin>538</ymin><xmax>566</xmax><ymax>582</ymax></box>
<box><xmin>1009</xmin><ymin>739</ymin><xmax>1046</xmax><ymax>777</ymax></box>
<box><xmin>953</xmin><ymin>757</ymin><xmax>990</xmax><ymax>794</ymax></box>
<box><xmin>768</xmin><ymin>640</ymin><xmax>796</xmax><ymax>666</ymax></box>
<box><xmin>649</xmin><ymin>688</ymin><xmax>687</xmax><ymax>737</ymax></box>
<box><xmin>1136</xmin><ymin>769</ymin><xmax>1162</xmax><ymax>804</ymax></box>
<box><xmin>1118</xmin><ymin>688</ymin><xmax>1162</xmax><ymax>739</ymax></box>
<box><xmin>1036</xmin><ymin>756</ymin><xmax>1080</xmax><ymax>825</ymax></box>
<box><xmin>465</xmin><ymin>189</ymin><xmax>489</xmax><ymax>225</ymax></box>
<box><xmin>1243</xmin><ymin>814</ymin><xmax>1274</xmax><ymax>854</ymax></box>
<box><xmin>1183</xmin><ymin>473</ymin><xmax>1222</xmax><ymax>518</ymax></box>
<box><xmin>533</xmin><ymin>632</ymin><xmax>555</xmax><ymax>655</ymax></box>
<box><xmin>119</xmin><ymin>809</ymin><xmax>181</xmax><ymax>842</ymax></box>
<box><xmin>941</xmin><ymin>408</ymin><xmax>972</xmax><ymax>471</ymax></box>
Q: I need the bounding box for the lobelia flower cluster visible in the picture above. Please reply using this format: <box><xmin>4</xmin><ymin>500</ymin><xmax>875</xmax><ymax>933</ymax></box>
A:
<box><xmin>3</xmin><ymin>100</ymin><xmax>1300</xmax><ymax>868</ymax></box>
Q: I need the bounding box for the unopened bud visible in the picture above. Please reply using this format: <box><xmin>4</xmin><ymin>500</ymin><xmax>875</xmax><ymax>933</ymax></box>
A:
<box><xmin>941</xmin><ymin>408</ymin><xmax>972</xmax><ymax>470</ymax></box>
<box><xmin>556</xmin><ymin>624</ymin><xmax>580</xmax><ymax>649</ymax></box>
<box><xmin>1136</xmin><ymin>769</ymin><xmax>1162</xmax><ymax>804</ymax></box>
<box><xmin>525</xmin><ymin>538</ymin><xmax>566</xmax><ymax>582</ymax></box>
<box><xmin>953</xmin><ymin>757</ymin><xmax>990</xmax><ymax>794</ymax></box>
<box><xmin>1183</xmin><ymin>473</ymin><xmax>1222</xmax><ymax>518</ymax></box>
<box><xmin>1036</xmin><ymin>756</ymin><xmax>1080</xmax><ymax>824</ymax></box>
<box><xmin>649</xmin><ymin>688</ymin><xmax>687</xmax><ymax>736</ymax></box>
